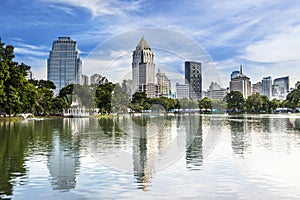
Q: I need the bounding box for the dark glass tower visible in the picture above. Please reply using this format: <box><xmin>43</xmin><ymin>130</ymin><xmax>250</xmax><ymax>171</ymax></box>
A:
<box><xmin>185</xmin><ymin>61</ymin><xmax>202</xmax><ymax>99</ymax></box>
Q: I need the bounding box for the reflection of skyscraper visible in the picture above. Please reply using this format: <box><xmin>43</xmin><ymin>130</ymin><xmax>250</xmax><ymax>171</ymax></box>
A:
<box><xmin>185</xmin><ymin>115</ymin><xmax>203</xmax><ymax>170</ymax></box>
<box><xmin>132</xmin><ymin>37</ymin><xmax>157</xmax><ymax>97</ymax></box>
<box><xmin>229</xmin><ymin>119</ymin><xmax>249</xmax><ymax>156</ymax></box>
<box><xmin>132</xmin><ymin>116</ymin><xmax>155</xmax><ymax>191</ymax></box>
<box><xmin>48</xmin><ymin>119</ymin><xmax>81</xmax><ymax>191</ymax></box>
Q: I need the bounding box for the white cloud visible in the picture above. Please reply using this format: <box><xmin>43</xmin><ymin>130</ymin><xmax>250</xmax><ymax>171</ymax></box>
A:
<box><xmin>45</xmin><ymin>0</ymin><xmax>145</xmax><ymax>18</ymax></box>
<box><xmin>243</xmin><ymin>25</ymin><xmax>300</xmax><ymax>63</ymax></box>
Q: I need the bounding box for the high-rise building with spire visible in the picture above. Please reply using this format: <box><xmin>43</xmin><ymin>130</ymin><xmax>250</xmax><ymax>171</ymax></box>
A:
<box><xmin>132</xmin><ymin>37</ymin><xmax>157</xmax><ymax>97</ymax></box>
<box><xmin>229</xmin><ymin>65</ymin><xmax>251</xmax><ymax>98</ymax></box>
<box><xmin>47</xmin><ymin>37</ymin><xmax>82</xmax><ymax>95</ymax></box>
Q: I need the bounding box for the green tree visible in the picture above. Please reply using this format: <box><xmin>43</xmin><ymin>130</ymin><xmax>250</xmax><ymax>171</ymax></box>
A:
<box><xmin>111</xmin><ymin>83</ymin><xmax>129</xmax><ymax>113</ymax></box>
<box><xmin>129</xmin><ymin>92</ymin><xmax>150</xmax><ymax>112</ymax></box>
<box><xmin>224</xmin><ymin>91</ymin><xmax>245</xmax><ymax>112</ymax></box>
<box><xmin>95</xmin><ymin>82</ymin><xmax>115</xmax><ymax>113</ymax></box>
<box><xmin>284</xmin><ymin>86</ymin><xmax>300</xmax><ymax>110</ymax></box>
<box><xmin>261</xmin><ymin>95</ymin><xmax>270</xmax><ymax>112</ymax></box>
<box><xmin>245</xmin><ymin>93</ymin><xmax>262</xmax><ymax>112</ymax></box>
<box><xmin>198</xmin><ymin>97</ymin><xmax>212</xmax><ymax>112</ymax></box>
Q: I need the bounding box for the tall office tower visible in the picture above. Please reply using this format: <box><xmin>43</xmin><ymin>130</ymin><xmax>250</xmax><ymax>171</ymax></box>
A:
<box><xmin>252</xmin><ymin>82</ymin><xmax>262</xmax><ymax>94</ymax></box>
<box><xmin>229</xmin><ymin>65</ymin><xmax>251</xmax><ymax>98</ymax></box>
<box><xmin>47</xmin><ymin>37</ymin><xmax>82</xmax><ymax>95</ymax></box>
<box><xmin>185</xmin><ymin>61</ymin><xmax>202</xmax><ymax>99</ymax></box>
<box><xmin>262</xmin><ymin>76</ymin><xmax>272</xmax><ymax>99</ymax></box>
<box><xmin>132</xmin><ymin>37</ymin><xmax>157</xmax><ymax>98</ymax></box>
<box><xmin>273</xmin><ymin>76</ymin><xmax>289</xmax><ymax>97</ymax></box>
<box><xmin>156</xmin><ymin>69</ymin><xmax>171</xmax><ymax>97</ymax></box>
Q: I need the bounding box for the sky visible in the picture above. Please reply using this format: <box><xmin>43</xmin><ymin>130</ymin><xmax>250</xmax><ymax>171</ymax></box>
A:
<box><xmin>1</xmin><ymin>0</ymin><xmax>300</xmax><ymax>90</ymax></box>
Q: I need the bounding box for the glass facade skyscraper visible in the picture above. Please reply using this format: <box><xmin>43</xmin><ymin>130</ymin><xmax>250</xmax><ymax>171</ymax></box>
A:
<box><xmin>185</xmin><ymin>61</ymin><xmax>202</xmax><ymax>99</ymax></box>
<box><xmin>47</xmin><ymin>37</ymin><xmax>82</xmax><ymax>95</ymax></box>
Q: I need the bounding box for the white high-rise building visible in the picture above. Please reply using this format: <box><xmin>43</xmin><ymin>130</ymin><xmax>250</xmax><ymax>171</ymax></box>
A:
<box><xmin>47</xmin><ymin>37</ymin><xmax>82</xmax><ymax>95</ymax></box>
<box><xmin>262</xmin><ymin>76</ymin><xmax>272</xmax><ymax>99</ymax></box>
<box><xmin>132</xmin><ymin>37</ymin><xmax>157</xmax><ymax>97</ymax></box>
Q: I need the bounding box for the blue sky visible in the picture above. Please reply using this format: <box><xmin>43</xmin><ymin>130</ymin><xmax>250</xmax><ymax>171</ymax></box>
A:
<box><xmin>1</xmin><ymin>0</ymin><xmax>300</xmax><ymax>89</ymax></box>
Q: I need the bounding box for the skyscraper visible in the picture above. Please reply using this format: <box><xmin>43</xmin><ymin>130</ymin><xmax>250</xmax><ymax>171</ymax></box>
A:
<box><xmin>185</xmin><ymin>61</ymin><xmax>202</xmax><ymax>99</ymax></box>
<box><xmin>132</xmin><ymin>37</ymin><xmax>157</xmax><ymax>97</ymax></box>
<box><xmin>47</xmin><ymin>37</ymin><xmax>82</xmax><ymax>95</ymax></box>
<box><xmin>229</xmin><ymin>65</ymin><xmax>251</xmax><ymax>98</ymax></box>
<box><xmin>273</xmin><ymin>76</ymin><xmax>289</xmax><ymax>97</ymax></box>
<box><xmin>262</xmin><ymin>76</ymin><xmax>272</xmax><ymax>99</ymax></box>
<box><xmin>156</xmin><ymin>69</ymin><xmax>171</xmax><ymax>97</ymax></box>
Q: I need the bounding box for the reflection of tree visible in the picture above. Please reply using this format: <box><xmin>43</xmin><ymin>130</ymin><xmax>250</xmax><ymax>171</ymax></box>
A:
<box><xmin>0</xmin><ymin>120</ymin><xmax>54</xmax><ymax>198</ymax></box>
<box><xmin>0</xmin><ymin>122</ymin><xmax>28</xmax><ymax>197</ymax></box>
<box><xmin>98</xmin><ymin>117</ymin><xmax>122</xmax><ymax>136</ymax></box>
<box><xmin>186</xmin><ymin>115</ymin><xmax>203</xmax><ymax>170</ymax></box>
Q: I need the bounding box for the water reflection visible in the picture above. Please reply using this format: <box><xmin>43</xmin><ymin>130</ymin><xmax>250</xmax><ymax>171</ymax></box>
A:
<box><xmin>185</xmin><ymin>115</ymin><xmax>203</xmax><ymax>170</ymax></box>
<box><xmin>229</xmin><ymin>117</ymin><xmax>250</xmax><ymax>157</ymax></box>
<box><xmin>47</xmin><ymin>119</ymin><xmax>81</xmax><ymax>191</ymax></box>
<box><xmin>0</xmin><ymin>121</ymin><xmax>29</xmax><ymax>198</ymax></box>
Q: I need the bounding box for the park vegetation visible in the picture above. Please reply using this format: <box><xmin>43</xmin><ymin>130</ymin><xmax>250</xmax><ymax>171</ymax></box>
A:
<box><xmin>0</xmin><ymin>38</ymin><xmax>299</xmax><ymax>117</ymax></box>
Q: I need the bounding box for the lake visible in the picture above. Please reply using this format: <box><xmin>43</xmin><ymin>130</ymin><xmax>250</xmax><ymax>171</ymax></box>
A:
<box><xmin>1</xmin><ymin>114</ymin><xmax>300</xmax><ymax>199</ymax></box>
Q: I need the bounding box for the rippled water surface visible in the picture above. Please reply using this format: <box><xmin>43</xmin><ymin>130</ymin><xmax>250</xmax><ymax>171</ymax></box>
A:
<box><xmin>1</xmin><ymin>114</ymin><xmax>300</xmax><ymax>199</ymax></box>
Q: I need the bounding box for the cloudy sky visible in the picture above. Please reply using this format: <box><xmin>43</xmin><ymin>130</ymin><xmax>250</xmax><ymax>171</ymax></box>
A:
<box><xmin>1</xmin><ymin>0</ymin><xmax>300</xmax><ymax>89</ymax></box>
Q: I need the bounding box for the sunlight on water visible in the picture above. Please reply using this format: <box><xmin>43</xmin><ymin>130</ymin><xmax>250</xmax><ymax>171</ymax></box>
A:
<box><xmin>0</xmin><ymin>114</ymin><xmax>300</xmax><ymax>199</ymax></box>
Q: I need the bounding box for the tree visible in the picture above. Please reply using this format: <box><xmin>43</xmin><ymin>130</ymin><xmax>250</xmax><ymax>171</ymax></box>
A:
<box><xmin>245</xmin><ymin>93</ymin><xmax>262</xmax><ymax>112</ymax></box>
<box><xmin>95</xmin><ymin>82</ymin><xmax>115</xmax><ymax>113</ymax></box>
<box><xmin>284</xmin><ymin>86</ymin><xmax>300</xmax><ymax>110</ymax></box>
<box><xmin>129</xmin><ymin>92</ymin><xmax>150</xmax><ymax>112</ymax></box>
<box><xmin>111</xmin><ymin>83</ymin><xmax>129</xmax><ymax>113</ymax></box>
<box><xmin>224</xmin><ymin>91</ymin><xmax>245</xmax><ymax>112</ymax></box>
<box><xmin>198</xmin><ymin>97</ymin><xmax>212</xmax><ymax>112</ymax></box>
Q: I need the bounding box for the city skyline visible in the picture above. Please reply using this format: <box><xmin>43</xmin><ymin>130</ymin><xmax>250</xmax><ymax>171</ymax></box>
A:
<box><xmin>1</xmin><ymin>1</ymin><xmax>300</xmax><ymax>87</ymax></box>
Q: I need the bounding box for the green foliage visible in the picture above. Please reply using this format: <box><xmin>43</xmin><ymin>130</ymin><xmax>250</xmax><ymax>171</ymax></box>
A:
<box><xmin>111</xmin><ymin>83</ymin><xmax>129</xmax><ymax>113</ymax></box>
<box><xmin>245</xmin><ymin>93</ymin><xmax>262</xmax><ymax>112</ymax></box>
<box><xmin>95</xmin><ymin>82</ymin><xmax>115</xmax><ymax>114</ymax></box>
<box><xmin>129</xmin><ymin>92</ymin><xmax>150</xmax><ymax>112</ymax></box>
<box><xmin>284</xmin><ymin>87</ymin><xmax>300</xmax><ymax>109</ymax></box>
<box><xmin>224</xmin><ymin>91</ymin><xmax>245</xmax><ymax>112</ymax></box>
<box><xmin>198</xmin><ymin>97</ymin><xmax>212</xmax><ymax>111</ymax></box>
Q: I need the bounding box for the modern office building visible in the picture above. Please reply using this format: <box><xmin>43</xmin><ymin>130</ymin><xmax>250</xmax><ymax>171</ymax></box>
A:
<box><xmin>262</xmin><ymin>76</ymin><xmax>272</xmax><ymax>99</ymax></box>
<box><xmin>156</xmin><ymin>69</ymin><xmax>171</xmax><ymax>98</ymax></box>
<box><xmin>206</xmin><ymin>82</ymin><xmax>227</xmax><ymax>100</ymax></box>
<box><xmin>229</xmin><ymin>65</ymin><xmax>251</xmax><ymax>98</ymax></box>
<box><xmin>47</xmin><ymin>37</ymin><xmax>82</xmax><ymax>95</ymax></box>
<box><xmin>273</xmin><ymin>76</ymin><xmax>289</xmax><ymax>97</ymax></box>
<box><xmin>252</xmin><ymin>82</ymin><xmax>262</xmax><ymax>94</ymax></box>
<box><xmin>176</xmin><ymin>83</ymin><xmax>190</xmax><ymax>99</ymax></box>
<box><xmin>185</xmin><ymin>61</ymin><xmax>202</xmax><ymax>99</ymax></box>
<box><xmin>132</xmin><ymin>37</ymin><xmax>157</xmax><ymax>98</ymax></box>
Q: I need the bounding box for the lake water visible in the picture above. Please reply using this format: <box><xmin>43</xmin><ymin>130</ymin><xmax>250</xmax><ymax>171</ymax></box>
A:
<box><xmin>1</xmin><ymin>114</ymin><xmax>300</xmax><ymax>199</ymax></box>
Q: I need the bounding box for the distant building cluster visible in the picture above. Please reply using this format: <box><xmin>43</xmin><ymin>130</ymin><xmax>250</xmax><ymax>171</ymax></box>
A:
<box><xmin>45</xmin><ymin>36</ymin><xmax>298</xmax><ymax>100</ymax></box>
